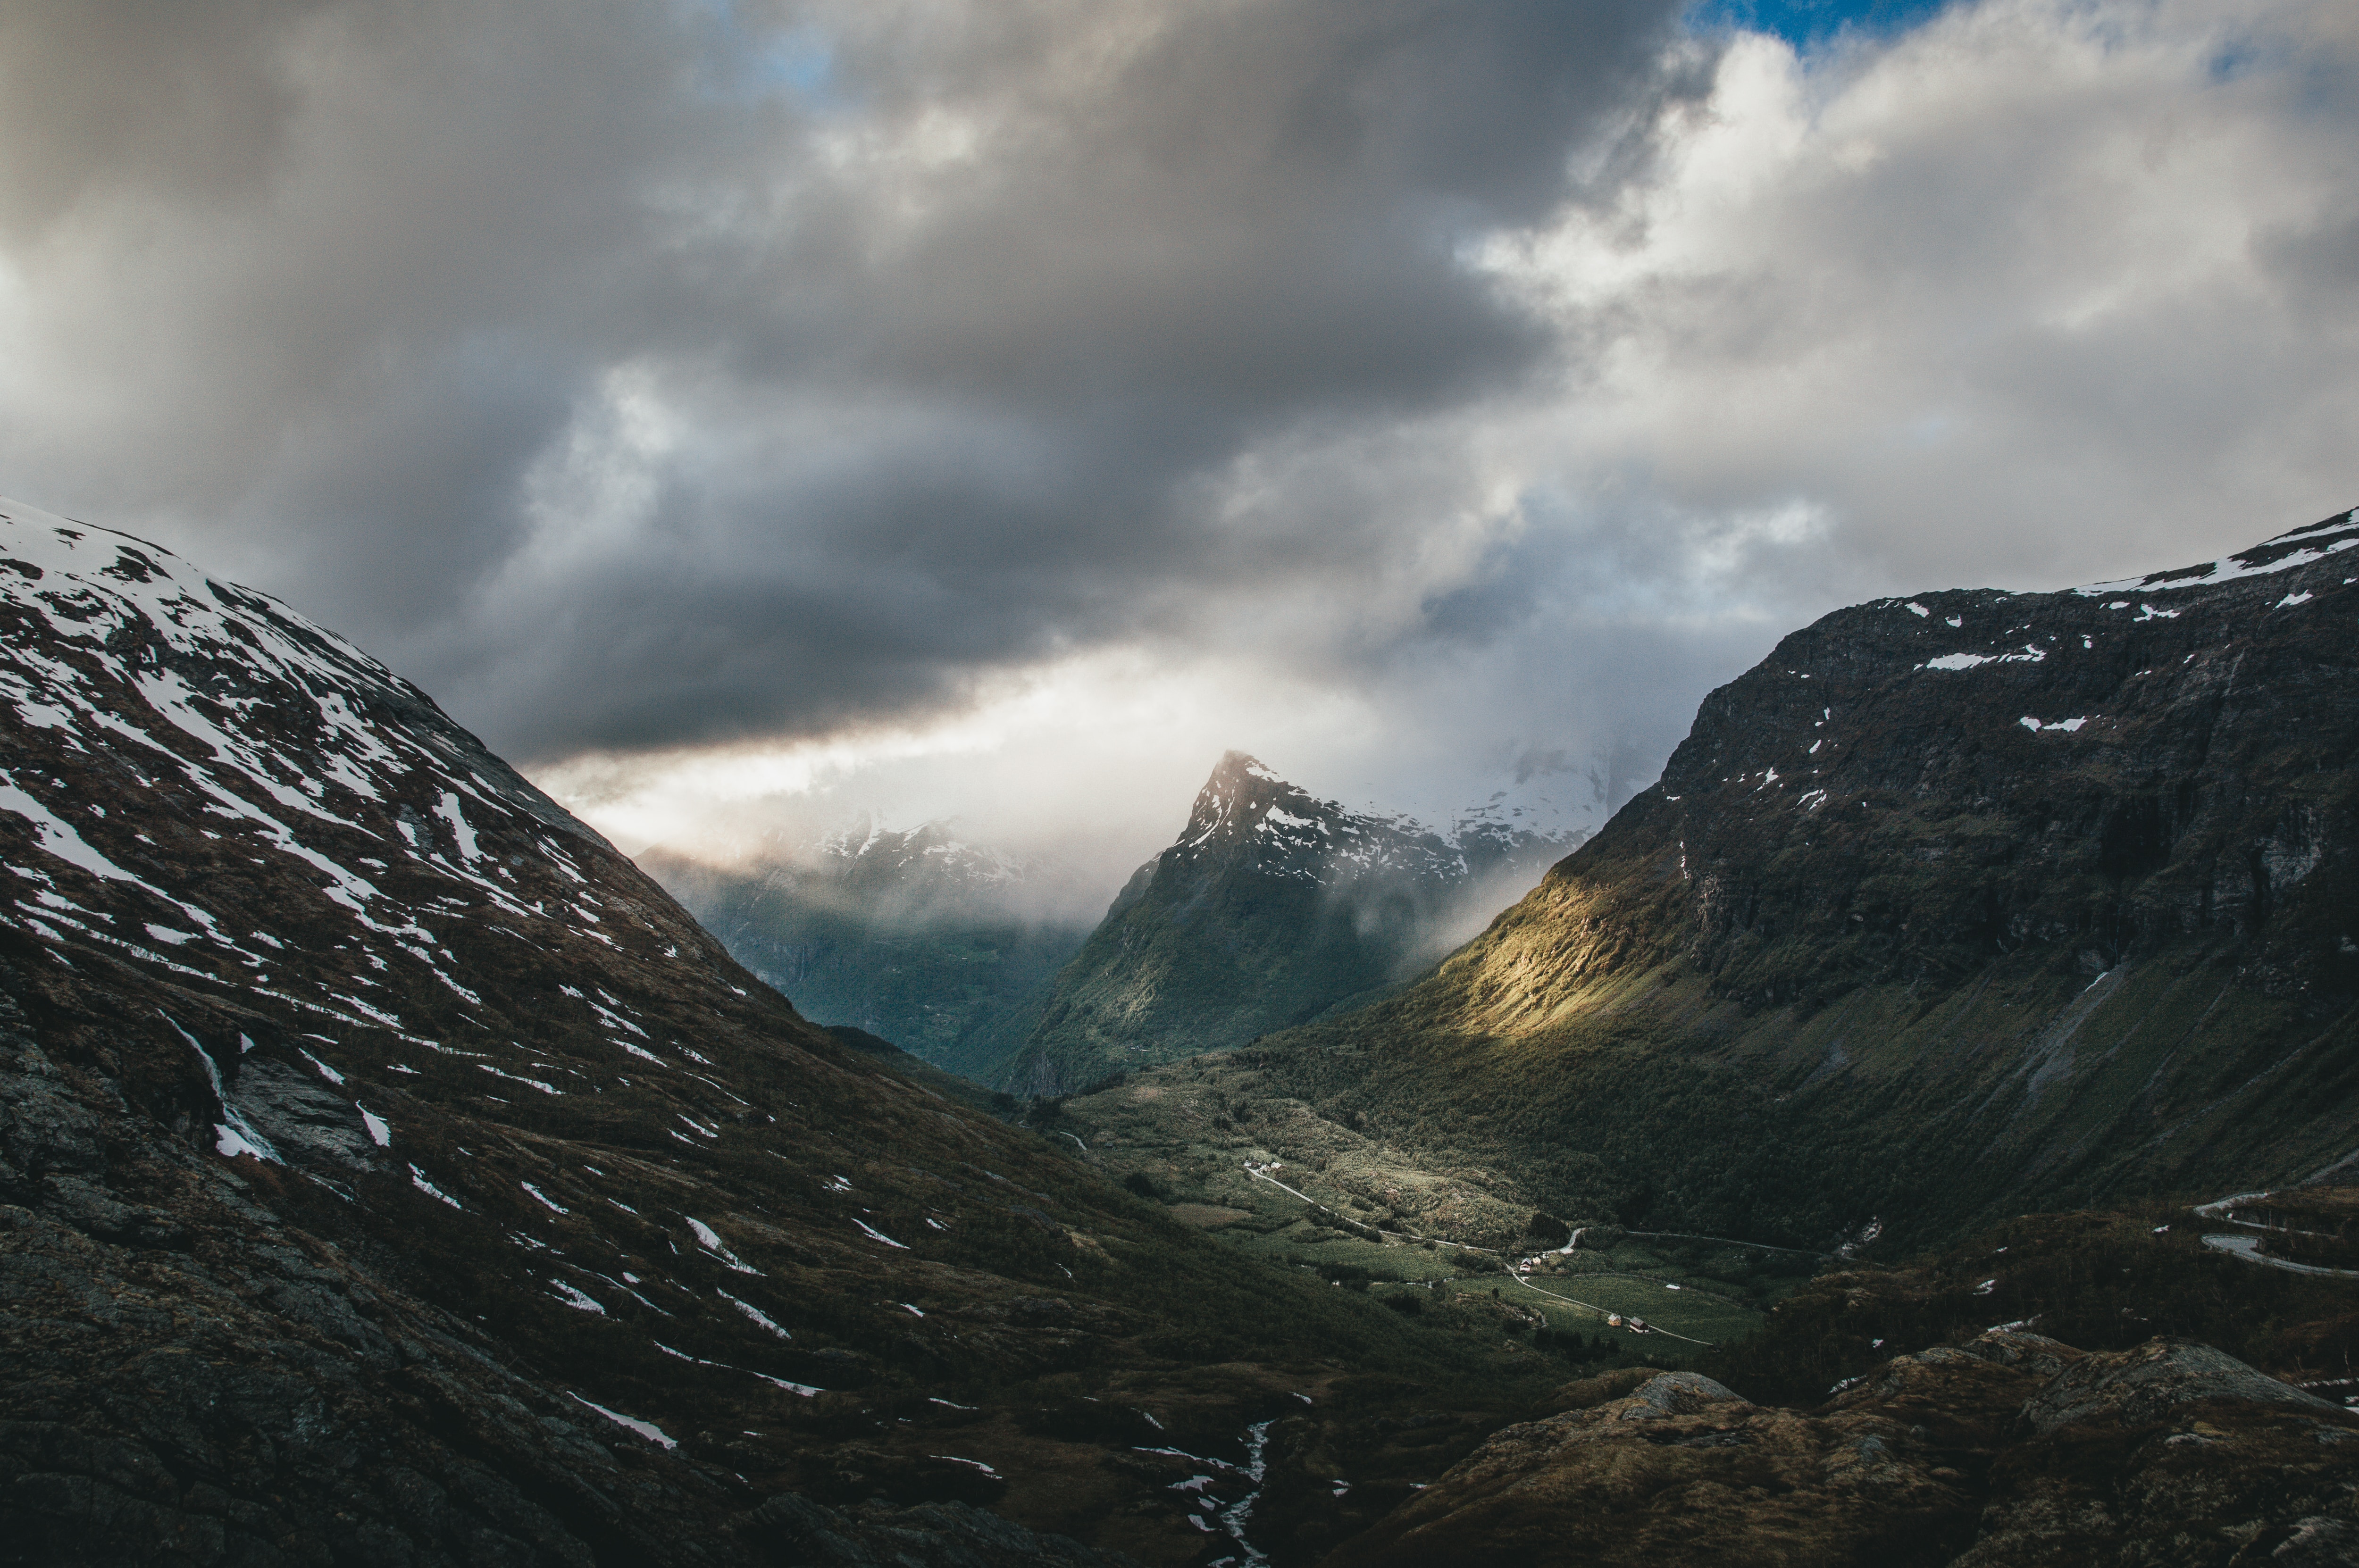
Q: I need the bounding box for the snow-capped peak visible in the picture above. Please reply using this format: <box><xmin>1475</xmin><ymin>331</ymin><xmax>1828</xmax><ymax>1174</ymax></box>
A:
<box><xmin>1172</xmin><ymin>751</ymin><xmax>1581</xmax><ymax>888</ymax></box>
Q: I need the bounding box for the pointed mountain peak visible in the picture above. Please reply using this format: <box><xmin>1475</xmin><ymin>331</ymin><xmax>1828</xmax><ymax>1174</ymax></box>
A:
<box><xmin>1180</xmin><ymin>751</ymin><xmax>1317</xmax><ymax>851</ymax></box>
<box><xmin>1209</xmin><ymin>749</ymin><xmax>1285</xmax><ymax>785</ymax></box>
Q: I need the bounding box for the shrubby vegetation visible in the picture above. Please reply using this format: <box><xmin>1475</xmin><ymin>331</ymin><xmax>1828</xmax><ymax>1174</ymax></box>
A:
<box><xmin>1700</xmin><ymin>1202</ymin><xmax>2359</xmax><ymax>1409</ymax></box>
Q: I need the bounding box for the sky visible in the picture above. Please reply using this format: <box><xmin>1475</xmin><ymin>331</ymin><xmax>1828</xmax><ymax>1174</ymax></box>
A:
<box><xmin>1</xmin><ymin>0</ymin><xmax>2353</xmax><ymax>913</ymax></box>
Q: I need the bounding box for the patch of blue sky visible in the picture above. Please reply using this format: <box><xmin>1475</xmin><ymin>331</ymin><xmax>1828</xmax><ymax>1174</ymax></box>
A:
<box><xmin>688</xmin><ymin>0</ymin><xmax>846</xmax><ymax>110</ymax></box>
<box><xmin>2206</xmin><ymin>42</ymin><xmax>2259</xmax><ymax>84</ymax></box>
<box><xmin>1685</xmin><ymin>0</ymin><xmax>1952</xmax><ymax>51</ymax></box>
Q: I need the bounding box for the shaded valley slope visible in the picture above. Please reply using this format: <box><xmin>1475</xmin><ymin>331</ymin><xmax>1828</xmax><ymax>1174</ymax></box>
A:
<box><xmin>640</xmin><ymin>824</ymin><xmax>1090</xmax><ymax>1084</ymax></box>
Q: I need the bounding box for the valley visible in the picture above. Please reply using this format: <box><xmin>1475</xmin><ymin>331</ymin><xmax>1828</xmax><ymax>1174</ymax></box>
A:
<box><xmin>641</xmin><ymin>751</ymin><xmax>1585</xmax><ymax>1099</ymax></box>
<box><xmin>1029</xmin><ymin>1054</ymin><xmax>1818</xmax><ymax>1351</ymax></box>
<box><xmin>4</xmin><ymin>494</ymin><xmax>2359</xmax><ymax>1565</ymax></box>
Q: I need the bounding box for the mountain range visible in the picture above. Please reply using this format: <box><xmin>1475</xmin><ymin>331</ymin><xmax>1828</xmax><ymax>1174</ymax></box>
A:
<box><xmin>643</xmin><ymin>759</ymin><xmax>1585</xmax><ymax>1098</ymax></box>
<box><xmin>1061</xmin><ymin>507</ymin><xmax>2359</xmax><ymax>1252</ymax></box>
<box><xmin>6</xmin><ymin>490</ymin><xmax>2359</xmax><ymax>1566</ymax></box>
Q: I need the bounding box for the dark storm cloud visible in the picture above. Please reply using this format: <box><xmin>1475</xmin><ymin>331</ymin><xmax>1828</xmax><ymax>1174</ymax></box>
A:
<box><xmin>0</xmin><ymin>0</ymin><xmax>1700</xmax><ymax>759</ymax></box>
<box><xmin>796</xmin><ymin>0</ymin><xmax>1689</xmax><ymax>403</ymax></box>
<box><xmin>0</xmin><ymin>0</ymin><xmax>323</xmax><ymax>231</ymax></box>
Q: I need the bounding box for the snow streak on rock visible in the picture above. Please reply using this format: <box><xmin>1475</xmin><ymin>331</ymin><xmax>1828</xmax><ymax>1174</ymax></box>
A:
<box><xmin>0</xmin><ymin>497</ymin><xmax>679</xmax><ymax>1095</ymax></box>
<box><xmin>1176</xmin><ymin>750</ymin><xmax>1580</xmax><ymax>892</ymax></box>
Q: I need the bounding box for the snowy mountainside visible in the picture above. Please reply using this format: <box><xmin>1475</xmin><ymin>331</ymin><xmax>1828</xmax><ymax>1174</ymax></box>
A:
<box><xmin>0</xmin><ymin>496</ymin><xmax>1435</xmax><ymax>1562</ymax></box>
<box><xmin>815</xmin><ymin>812</ymin><xmax>1025</xmax><ymax>893</ymax></box>
<box><xmin>1447</xmin><ymin>764</ymin><xmax>1611</xmax><ymax>865</ymax></box>
<box><xmin>0</xmin><ymin>500</ymin><xmax>647</xmax><ymax>1047</ymax></box>
<box><xmin>1173</xmin><ymin>751</ymin><xmax>1584</xmax><ymax>892</ymax></box>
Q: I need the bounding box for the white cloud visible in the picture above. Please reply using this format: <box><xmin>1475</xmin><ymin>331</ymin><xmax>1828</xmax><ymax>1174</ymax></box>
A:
<box><xmin>537</xmin><ymin>642</ymin><xmax>1398</xmax><ymax>916</ymax></box>
<box><xmin>1477</xmin><ymin>0</ymin><xmax>2359</xmax><ymax>594</ymax></box>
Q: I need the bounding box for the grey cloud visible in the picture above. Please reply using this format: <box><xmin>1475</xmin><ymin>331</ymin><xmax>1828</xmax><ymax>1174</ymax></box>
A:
<box><xmin>1478</xmin><ymin>0</ymin><xmax>2359</xmax><ymax>609</ymax></box>
<box><xmin>799</xmin><ymin>0</ymin><xmax>1694</xmax><ymax>404</ymax></box>
<box><xmin>0</xmin><ymin>0</ymin><xmax>324</xmax><ymax>232</ymax></box>
<box><xmin>528</xmin><ymin>0</ymin><xmax>2359</xmax><ymax>896</ymax></box>
<box><xmin>0</xmin><ymin>0</ymin><xmax>1701</xmax><ymax>764</ymax></box>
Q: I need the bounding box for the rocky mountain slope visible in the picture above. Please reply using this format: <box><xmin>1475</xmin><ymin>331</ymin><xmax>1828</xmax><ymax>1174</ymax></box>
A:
<box><xmin>1329</xmin><ymin>1198</ymin><xmax>2359</xmax><ymax>1567</ymax></box>
<box><xmin>640</xmin><ymin>820</ymin><xmax>1091</xmax><ymax>1083</ymax></box>
<box><xmin>1178</xmin><ymin>507</ymin><xmax>2359</xmax><ymax>1252</ymax></box>
<box><xmin>1002</xmin><ymin>752</ymin><xmax>1580</xmax><ymax>1096</ymax></box>
<box><xmin>1344</xmin><ymin>1337</ymin><xmax>2359</xmax><ymax>1568</ymax></box>
<box><xmin>0</xmin><ymin>497</ymin><xmax>1593</xmax><ymax>1565</ymax></box>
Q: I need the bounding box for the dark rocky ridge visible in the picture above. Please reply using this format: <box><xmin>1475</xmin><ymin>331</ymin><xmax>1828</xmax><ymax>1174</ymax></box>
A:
<box><xmin>1651</xmin><ymin>507</ymin><xmax>2359</xmax><ymax>999</ymax></box>
<box><xmin>1005</xmin><ymin>752</ymin><xmax>1578</xmax><ymax>1096</ymax></box>
<box><xmin>1239</xmin><ymin>508</ymin><xmax>2359</xmax><ymax>1247</ymax></box>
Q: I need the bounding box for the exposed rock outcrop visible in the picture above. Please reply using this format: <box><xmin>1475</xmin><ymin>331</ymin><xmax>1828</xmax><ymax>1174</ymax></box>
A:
<box><xmin>1331</xmin><ymin>1334</ymin><xmax>2359</xmax><ymax>1567</ymax></box>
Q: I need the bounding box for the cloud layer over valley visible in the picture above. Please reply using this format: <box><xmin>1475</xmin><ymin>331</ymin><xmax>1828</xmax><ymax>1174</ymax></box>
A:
<box><xmin>2</xmin><ymin>0</ymin><xmax>2353</xmax><ymax>893</ymax></box>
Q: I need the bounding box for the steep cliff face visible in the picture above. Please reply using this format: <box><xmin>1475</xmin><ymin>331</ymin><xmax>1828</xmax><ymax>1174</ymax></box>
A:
<box><xmin>1003</xmin><ymin>752</ymin><xmax>1575</xmax><ymax>1095</ymax></box>
<box><xmin>0</xmin><ymin>498</ymin><xmax>1509</xmax><ymax>1565</ymax></box>
<box><xmin>1258</xmin><ymin>508</ymin><xmax>2359</xmax><ymax>1246</ymax></box>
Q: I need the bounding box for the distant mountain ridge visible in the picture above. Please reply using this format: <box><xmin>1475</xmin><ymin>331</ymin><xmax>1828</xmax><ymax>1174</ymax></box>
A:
<box><xmin>1001</xmin><ymin>751</ymin><xmax>1584</xmax><ymax>1094</ymax></box>
<box><xmin>811</xmin><ymin>813</ymin><xmax>1026</xmax><ymax>901</ymax></box>
<box><xmin>638</xmin><ymin>815</ymin><xmax>1093</xmax><ymax>1082</ymax></box>
<box><xmin>1170</xmin><ymin>753</ymin><xmax>1527</xmax><ymax>885</ymax></box>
